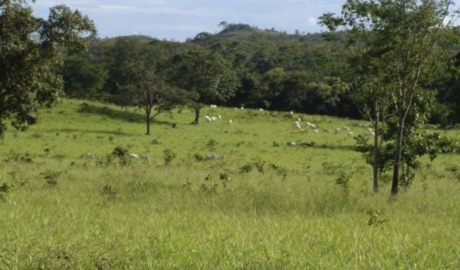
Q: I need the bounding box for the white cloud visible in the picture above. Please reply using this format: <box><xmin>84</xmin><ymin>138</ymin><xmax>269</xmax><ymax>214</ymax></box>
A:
<box><xmin>308</xmin><ymin>17</ymin><xmax>317</xmax><ymax>26</ymax></box>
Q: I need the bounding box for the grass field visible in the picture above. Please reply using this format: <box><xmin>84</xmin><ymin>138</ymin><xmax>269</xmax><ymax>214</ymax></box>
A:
<box><xmin>1</xmin><ymin>99</ymin><xmax>460</xmax><ymax>269</ymax></box>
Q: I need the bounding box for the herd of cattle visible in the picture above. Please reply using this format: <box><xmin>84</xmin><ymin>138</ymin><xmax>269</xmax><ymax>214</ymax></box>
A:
<box><xmin>83</xmin><ymin>105</ymin><xmax>384</xmax><ymax>163</ymax></box>
<box><xmin>293</xmin><ymin>118</ymin><xmax>375</xmax><ymax>138</ymax></box>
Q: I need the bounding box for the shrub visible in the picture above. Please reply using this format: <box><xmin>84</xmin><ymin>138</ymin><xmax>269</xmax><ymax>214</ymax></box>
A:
<box><xmin>0</xmin><ymin>182</ymin><xmax>16</xmax><ymax>201</ymax></box>
<box><xmin>253</xmin><ymin>159</ymin><xmax>265</xmax><ymax>173</ymax></box>
<box><xmin>41</xmin><ymin>169</ymin><xmax>63</xmax><ymax>186</ymax></box>
<box><xmin>193</xmin><ymin>152</ymin><xmax>204</xmax><ymax>161</ymax></box>
<box><xmin>163</xmin><ymin>148</ymin><xmax>176</xmax><ymax>165</ymax></box>
<box><xmin>207</xmin><ymin>139</ymin><xmax>217</xmax><ymax>147</ymax></box>
<box><xmin>112</xmin><ymin>146</ymin><xmax>129</xmax><ymax>158</ymax></box>
<box><xmin>151</xmin><ymin>138</ymin><xmax>160</xmax><ymax>145</ymax></box>
<box><xmin>240</xmin><ymin>164</ymin><xmax>253</xmax><ymax>173</ymax></box>
<box><xmin>31</xmin><ymin>133</ymin><xmax>42</xmax><ymax>139</ymax></box>
<box><xmin>335</xmin><ymin>172</ymin><xmax>353</xmax><ymax>196</ymax></box>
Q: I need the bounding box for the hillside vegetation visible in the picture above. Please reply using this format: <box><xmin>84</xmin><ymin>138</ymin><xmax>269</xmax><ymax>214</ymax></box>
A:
<box><xmin>1</xmin><ymin>100</ymin><xmax>460</xmax><ymax>269</ymax></box>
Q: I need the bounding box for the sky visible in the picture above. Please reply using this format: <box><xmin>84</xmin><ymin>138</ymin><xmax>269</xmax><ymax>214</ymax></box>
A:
<box><xmin>32</xmin><ymin>0</ymin><xmax>343</xmax><ymax>42</ymax></box>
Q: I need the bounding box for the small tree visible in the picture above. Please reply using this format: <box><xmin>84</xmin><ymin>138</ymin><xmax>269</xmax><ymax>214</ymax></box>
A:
<box><xmin>320</xmin><ymin>0</ymin><xmax>460</xmax><ymax>195</ymax></box>
<box><xmin>120</xmin><ymin>61</ymin><xmax>182</xmax><ymax>135</ymax></box>
<box><xmin>166</xmin><ymin>50</ymin><xmax>239</xmax><ymax>124</ymax></box>
<box><xmin>104</xmin><ymin>37</ymin><xmax>181</xmax><ymax>135</ymax></box>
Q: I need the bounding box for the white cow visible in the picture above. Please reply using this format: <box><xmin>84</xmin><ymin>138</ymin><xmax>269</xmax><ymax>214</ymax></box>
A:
<box><xmin>205</xmin><ymin>154</ymin><xmax>225</xmax><ymax>160</ymax></box>
<box><xmin>86</xmin><ymin>153</ymin><xmax>95</xmax><ymax>159</ymax></box>
<box><xmin>140</xmin><ymin>154</ymin><xmax>150</xmax><ymax>162</ymax></box>
<box><xmin>129</xmin><ymin>153</ymin><xmax>139</xmax><ymax>159</ymax></box>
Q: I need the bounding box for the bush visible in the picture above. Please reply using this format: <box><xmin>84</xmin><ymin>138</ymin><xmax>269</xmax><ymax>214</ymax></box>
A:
<box><xmin>240</xmin><ymin>164</ymin><xmax>253</xmax><ymax>173</ymax></box>
<box><xmin>163</xmin><ymin>148</ymin><xmax>176</xmax><ymax>165</ymax></box>
<box><xmin>193</xmin><ymin>152</ymin><xmax>204</xmax><ymax>161</ymax></box>
<box><xmin>112</xmin><ymin>146</ymin><xmax>129</xmax><ymax>158</ymax></box>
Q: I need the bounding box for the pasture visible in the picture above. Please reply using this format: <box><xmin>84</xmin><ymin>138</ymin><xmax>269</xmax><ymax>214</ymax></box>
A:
<box><xmin>0</xmin><ymin>99</ymin><xmax>459</xmax><ymax>269</ymax></box>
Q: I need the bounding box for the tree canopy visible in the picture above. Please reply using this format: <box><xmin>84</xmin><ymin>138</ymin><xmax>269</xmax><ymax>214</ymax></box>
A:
<box><xmin>166</xmin><ymin>50</ymin><xmax>239</xmax><ymax>123</ymax></box>
<box><xmin>320</xmin><ymin>0</ymin><xmax>460</xmax><ymax>195</ymax></box>
<box><xmin>0</xmin><ymin>0</ymin><xmax>96</xmax><ymax>138</ymax></box>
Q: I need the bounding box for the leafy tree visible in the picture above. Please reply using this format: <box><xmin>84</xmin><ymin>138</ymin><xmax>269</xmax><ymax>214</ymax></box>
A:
<box><xmin>0</xmin><ymin>0</ymin><xmax>96</xmax><ymax>138</ymax></box>
<box><xmin>166</xmin><ymin>50</ymin><xmax>239</xmax><ymax>124</ymax></box>
<box><xmin>104</xmin><ymin>37</ymin><xmax>181</xmax><ymax>135</ymax></box>
<box><xmin>321</xmin><ymin>0</ymin><xmax>460</xmax><ymax>195</ymax></box>
<box><xmin>62</xmin><ymin>54</ymin><xmax>107</xmax><ymax>99</ymax></box>
<box><xmin>119</xmin><ymin>60</ymin><xmax>183</xmax><ymax>135</ymax></box>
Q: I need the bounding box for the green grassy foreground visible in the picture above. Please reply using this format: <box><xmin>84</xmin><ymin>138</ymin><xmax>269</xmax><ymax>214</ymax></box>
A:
<box><xmin>1</xmin><ymin>100</ymin><xmax>460</xmax><ymax>269</ymax></box>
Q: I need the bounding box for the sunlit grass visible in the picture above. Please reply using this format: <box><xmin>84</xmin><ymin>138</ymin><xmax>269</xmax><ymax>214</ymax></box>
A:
<box><xmin>1</xmin><ymin>99</ymin><xmax>460</xmax><ymax>269</ymax></box>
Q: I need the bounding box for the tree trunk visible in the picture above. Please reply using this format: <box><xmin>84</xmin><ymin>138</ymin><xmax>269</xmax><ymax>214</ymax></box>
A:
<box><xmin>372</xmin><ymin>102</ymin><xmax>380</xmax><ymax>193</ymax></box>
<box><xmin>391</xmin><ymin>112</ymin><xmax>405</xmax><ymax>195</ymax></box>
<box><xmin>145</xmin><ymin>106</ymin><xmax>151</xmax><ymax>135</ymax></box>
<box><xmin>194</xmin><ymin>109</ymin><xmax>200</xmax><ymax>124</ymax></box>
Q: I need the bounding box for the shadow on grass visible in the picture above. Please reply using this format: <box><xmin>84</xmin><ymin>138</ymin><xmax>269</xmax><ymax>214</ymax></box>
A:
<box><xmin>47</xmin><ymin>128</ymin><xmax>134</xmax><ymax>136</ymax></box>
<box><xmin>286</xmin><ymin>141</ymin><xmax>357</xmax><ymax>151</ymax></box>
<box><xmin>77</xmin><ymin>103</ymin><xmax>173</xmax><ymax>126</ymax></box>
<box><xmin>313</xmin><ymin>144</ymin><xmax>357</xmax><ymax>151</ymax></box>
<box><xmin>78</xmin><ymin>103</ymin><xmax>144</xmax><ymax>123</ymax></box>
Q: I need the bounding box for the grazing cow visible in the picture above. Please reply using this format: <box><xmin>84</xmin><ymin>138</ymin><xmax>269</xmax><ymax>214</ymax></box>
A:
<box><xmin>287</xmin><ymin>142</ymin><xmax>298</xmax><ymax>147</ymax></box>
<box><xmin>322</xmin><ymin>128</ymin><xmax>329</xmax><ymax>133</ymax></box>
<box><xmin>129</xmin><ymin>153</ymin><xmax>139</xmax><ymax>159</ymax></box>
<box><xmin>347</xmin><ymin>131</ymin><xmax>354</xmax><ymax>137</ymax></box>
<box><xmin>205</xmin><ymin>154</ymin><xmax>225</xmax><ymax>160</ymax></box>
<box><xmin>335</xmin><ymin>128</ymin><xmax>341</xmax><ymax>133</ymax></box>
<box><xmin>86</xmin><ymin>153</ymin><xmax>95</xmax><ymax>159</ymax></box>
<box><xmin>140</xmin><ymin>154</ymin><xmax>150</xmax><ymax>162</ymax></box>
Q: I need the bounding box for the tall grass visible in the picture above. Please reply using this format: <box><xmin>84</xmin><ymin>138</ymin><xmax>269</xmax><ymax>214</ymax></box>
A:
<box><xmin>0</xmin><ymin>100</ymin><xmax>459</xmax><ymax>269</ymax></box>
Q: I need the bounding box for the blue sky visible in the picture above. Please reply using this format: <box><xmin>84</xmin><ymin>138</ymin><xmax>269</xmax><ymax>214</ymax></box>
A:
<box><xmin>32</xmin><ymin>0</ymin><xmax>343</xmax><ymax>41</ymax></box>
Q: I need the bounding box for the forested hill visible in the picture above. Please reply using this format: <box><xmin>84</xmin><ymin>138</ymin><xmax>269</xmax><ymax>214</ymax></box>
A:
<box><xmin>63</xmin><ymin>22</ymin><xmax>460</xmax><ymax>126</ymax></box>
<box><xmin>188</xmin><ymin>23</ymin><xmax>327</xmax><ymax>43</ymax></box>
